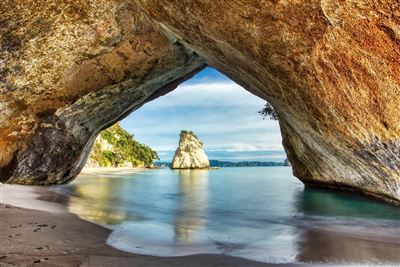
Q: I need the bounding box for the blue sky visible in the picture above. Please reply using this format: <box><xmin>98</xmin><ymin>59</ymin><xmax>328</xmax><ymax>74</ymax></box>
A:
<box><xmin>121</xmin><ymin>67</ymin><xmax>286</xmax><ymax>162</ymax></box>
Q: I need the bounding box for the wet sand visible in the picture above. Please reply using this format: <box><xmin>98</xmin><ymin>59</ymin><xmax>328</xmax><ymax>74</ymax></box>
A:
<box><xmin>1</xmin><ymin>181</ymin><xmax>399</xmax><ymax>266</ymax></box>
<box><xmin>0</xmin><ymin>204</ymin><xmax>300</xmax><ymax>267</ymax></box>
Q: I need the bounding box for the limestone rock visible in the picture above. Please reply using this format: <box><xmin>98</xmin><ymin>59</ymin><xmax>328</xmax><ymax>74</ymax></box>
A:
<box><xmin>84</xmin><ymin>157</ymin><xmax>101</xmax><ymax>168</ymax></box>
<box><xmin>171</xmin><ymin>131</ymin><xmax>209</xmax><ymax>169</ymax></box>
<box><xmin>85</xmin><ymin>135</ymin><xmax>130</xmax><ymax>168</ymax></box>
<box><xmin>85</xmin><ymin>123</ymin><xmax>158</xmax><ymax>168</ymax></box>
<box><xmin>0</xmin><ymin>0</ymin><xmax>205</xmax><ymax>184</ymax></box>
<box><xmin>135</xmin><ymin>0</ymin><xmax>400</xmax><ymax>204</ymax></box>
<box><xmin>0</xmin><ymin>1</ymin><xmax>399</xmax><ymax>204</ymax></box>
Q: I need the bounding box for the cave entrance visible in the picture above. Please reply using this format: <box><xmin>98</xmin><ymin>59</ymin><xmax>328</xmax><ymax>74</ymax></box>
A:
<box><xmin>87</xmin><ymin>67</ymin><xmax>288</xmax><ymax>167</ymax></box>
<box><xmin>69</xmin><ymin>68</ymin><xmax>304</xmax><ymax>261</ymax></box>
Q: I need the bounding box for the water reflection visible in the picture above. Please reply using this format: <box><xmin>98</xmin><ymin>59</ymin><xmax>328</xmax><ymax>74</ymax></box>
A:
<box><xmin>173</xmin><ymin>170</ymin><xmax>208</xmax><ymax>243</ymax></box>
<box><xmin>297</xmin><ymin>187</ymin><xmax>400</xmax><ymax>220</ymax></box>
<box><xmin>45</xmin><ymin>168</ymin><xmax>400</xmax><ymax>264</ymax></box>
<box><xmin>294</xmin><ymin>188</ymin><xmax>400</xmax><ymax>263</ymax></box>
<box><xmin>67</xmin><ymin>176</ymin><xmax>129</xmax><ymax>225</ymax></box>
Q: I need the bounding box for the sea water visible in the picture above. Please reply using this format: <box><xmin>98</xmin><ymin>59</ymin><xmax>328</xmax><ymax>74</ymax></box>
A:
<box><xmin>53</xmin><ymin>167</ymin><xmax>400</xmax><ymax>264</ymax></box>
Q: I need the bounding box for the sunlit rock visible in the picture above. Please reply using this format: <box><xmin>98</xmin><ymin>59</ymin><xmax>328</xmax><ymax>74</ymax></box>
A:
<box><xmin>0</xmin><ymin>0</ymin><xmax>205</xmax><ymax>184</ymax></box>
<box><xmin>85</xmin><ymin>123</ymin><xmax>158</xmax><ymax>168</ymax></box>
<box><xmin>1</xmin><ymin>1</ymin><xmax>399</xmax><ymax>204</ymax></box>
<box><xmin>171</xmin><ymin>131</ymin><xmax>210</xmax><ymax>169</ymax></box>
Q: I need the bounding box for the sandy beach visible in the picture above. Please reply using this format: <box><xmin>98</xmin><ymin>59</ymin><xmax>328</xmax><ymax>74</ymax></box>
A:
<box><xmin>1</xmin><ymin>174</ymin><xmax>399</xmax><ymax>267</ymax></box>
<box><xmin>0</xmin><ymin>182</ymin><xmax>298</xmax><ymax>266</ymax></box>
<box><xmin>0</xmin><ymin>171</ymin><xmax>400</xmax><ymax>266</ymax></box>
<box><xmin>0</xmin><ymin>203</ymin><xmax>302</xmax><ymax>267</ymax></box>
<box><xmin>0</xmin><ymin>182</ymin><xmax>281</xmax><ymax>266</ymax></box>
<box><xmin>2</xmin><ymin>203</ymin><xmax>399</xmax><ymax>267</ymax></box>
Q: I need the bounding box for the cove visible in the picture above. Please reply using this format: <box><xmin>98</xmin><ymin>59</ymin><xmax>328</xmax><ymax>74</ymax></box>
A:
<box><xmin>1</xmin><ymin>1</ymin><xmax>399</xmax><ymax>204</ymax></box>
<box><xmin>49</xmin><ymin>167</ymin><xmax>400</xmax><ymax>264</ymax></box>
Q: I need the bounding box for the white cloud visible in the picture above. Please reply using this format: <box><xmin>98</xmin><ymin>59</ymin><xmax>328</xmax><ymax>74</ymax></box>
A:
<box><xmin>207</xmin><ymin>144</ymin><xmax>284</xmax><ymax>152</ymax></box>
<box><xmin>138</xmin><ymin>81</ymin><xmax>263</xmax><ymax>109</ymax></box>
<box><xmin>121</xmin><ymin>76</ymin><xmax>285</xmax><ymax>161</ymax></box>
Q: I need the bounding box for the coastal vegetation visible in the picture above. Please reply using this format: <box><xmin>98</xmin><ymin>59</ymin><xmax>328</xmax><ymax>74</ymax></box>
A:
<box><xmin>180</xmin><ymin>130</ymin><xmax>198</xmax><ymax>139</ymax></box>
<box><xmin>89</xmin><ymin>123</ymin><xmax>159</xmax><ymax>167</ymax></box>
<box><xmin>259</xmin><ymin>102</ymin><xmax>278</xmax><ymax>120</ymax></box>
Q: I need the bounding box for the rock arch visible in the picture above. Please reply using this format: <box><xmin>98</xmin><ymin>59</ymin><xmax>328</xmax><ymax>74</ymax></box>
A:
<box><xmin>0</xmin><ymin>1</ymin><xmax>399</xmax><ymax>204</ymax></box>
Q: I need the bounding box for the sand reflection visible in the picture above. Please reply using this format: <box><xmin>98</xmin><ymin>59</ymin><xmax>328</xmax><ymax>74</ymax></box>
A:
<box><xmin>68</xmin><ymin>176</ymin><xmax>128</xmax><ymax>225</ymax></box>
<box><xmin>173</xmin><ymin>170</ymin><xmax>209</xmax><ymax>243</ymax></box>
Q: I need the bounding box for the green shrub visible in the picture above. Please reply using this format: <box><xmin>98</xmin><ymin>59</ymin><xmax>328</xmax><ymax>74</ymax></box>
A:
<box><xmin>181</xmin><ymin>130</ymin><xmax>198</xmax><ymax>139</ymax></box>
<box><xmin>259</xmin><ymin>102</ymin><xmax>278</xmax><ymax>120</ymax></box>
<box><xmin>91</xmin><ymin>123</ymin><xmax>159</xmax><ymax>167</ymax></box>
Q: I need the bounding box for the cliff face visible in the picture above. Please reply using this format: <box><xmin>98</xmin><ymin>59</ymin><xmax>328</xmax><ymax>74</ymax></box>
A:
<box><xmin>86</xmin><ymin>135</ymin><xmax>133</xmax><ymax>168</ymax></box>
<box><xmin>85</xmin><ymin>123</ymin><xmax>158</xmax><ymax>168</ymax></box>
<box><xmin>0</xmin><ymin>0</ymin><xmax>204</xmax><ymax>184</ymax></box>
<box><xmin>171</xmin><ymin>131</ymin><xmax>209</xmax><ymax>169</ymax></box>
<box><xmin>136</xmin><ymin>1</ymin><xmax>400</xmax><ymax>204</ymax></box>
<box><xmin>85</xmin><ymin>135</ymin><xmax>110</xmax><ymax>168</ymax></box>
<box><xmin>0</xmin><ymin>1</ymin><xmax>399</xmax><ymax>204</ymax></box>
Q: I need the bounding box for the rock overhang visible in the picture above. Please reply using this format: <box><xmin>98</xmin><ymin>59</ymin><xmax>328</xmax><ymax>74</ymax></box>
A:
<box><xmin>0</xmin><ymin>0</ymin><xmax>399</xmax><ymax>205</ymax></box>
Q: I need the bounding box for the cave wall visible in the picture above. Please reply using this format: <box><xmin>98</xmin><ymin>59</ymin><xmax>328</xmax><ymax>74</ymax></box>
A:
<box><xmin>135</xmin><ymin>0</ymin><xmax>400</xmax><ymax>204</ymax></box>
<box><xmin>1</xmin><ymin>1</ymin><xmax>399</xmax><ymax>204</ymax></box>
<box><xmin>0</xmin><ymin>0</ymin><xmax>205</xmax><ymax>184</ymax></box>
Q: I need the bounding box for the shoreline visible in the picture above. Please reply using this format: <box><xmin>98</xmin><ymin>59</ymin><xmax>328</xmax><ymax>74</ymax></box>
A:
<box><xmin>2</xmin><ymin>204</ymin><xmax>399</xmax><ymax>267</ymax></box>
<box><xmin>81</xmin><ymin>166</ymin><xmax>151</xmax><ymax>172</ymax></box>
<box><xmin>1</xmin><ymin>173</ymin><xmax>399</xmax><ymax>266</ymax></box>
<box><xmin>0</xmin><ymin>183</ymin><xmax>299</xmax><ymax>266</ymax></box>
<box><xmin>0</xmin><ymin>204</ymin><xmax>300</xmax><ymax>267</ymax></box>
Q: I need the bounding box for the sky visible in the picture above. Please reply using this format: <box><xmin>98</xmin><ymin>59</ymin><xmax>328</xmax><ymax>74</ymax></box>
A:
<box><xmin>120</xmin><ymin>67</ymin><xmax>286</xmax><ymax>162</ymax></box>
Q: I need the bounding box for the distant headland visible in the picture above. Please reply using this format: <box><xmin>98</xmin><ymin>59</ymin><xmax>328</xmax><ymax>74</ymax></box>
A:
<box><xmin>86</xmin><ymin>126</ymin><xmax>291</xmax><ymax>169</ymax></box>
<box><xmin>155</xmin><ymin>159</ymin><xmax>290</xmax><ymax>168</ymax></box>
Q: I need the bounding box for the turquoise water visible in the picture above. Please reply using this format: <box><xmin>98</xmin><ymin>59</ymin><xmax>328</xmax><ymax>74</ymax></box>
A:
<box><xmin>54</xmin><ymin>167</ymin><xmax>400</xmax><ymax>264</ymax></box>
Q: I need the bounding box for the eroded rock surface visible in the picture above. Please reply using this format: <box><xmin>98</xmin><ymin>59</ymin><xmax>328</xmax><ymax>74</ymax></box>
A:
<box><xmin>0</xmin><ymin>1</ymin><xmax>399</xmax><ymax>204</ymax></box>
<box><xmin>136</xmin><ymin>0</ymin><xmax>400</xmax><ymax>204</ymax></box>
<box><xmin>0</xmin><ymin>0</ymin><xmax>204</xmax><ymax>184</ymax></box>
<box><xmin>171</xmin><ymin>131</ymin><xmax>209</xmax><ymax>169</ymax></box>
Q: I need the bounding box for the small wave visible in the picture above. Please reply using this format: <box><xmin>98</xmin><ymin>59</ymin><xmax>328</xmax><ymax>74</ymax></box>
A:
<box><xmin>106</xmin><ymin>221</ymin><xmax>298</xmax><ymax>263</ymax></box>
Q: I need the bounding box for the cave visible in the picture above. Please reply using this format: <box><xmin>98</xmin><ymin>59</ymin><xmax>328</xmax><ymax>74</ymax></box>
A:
<box><xmin>1</xmin><ymin>1</ymin><xmax>399</xmax><ymax>205</ymax></box>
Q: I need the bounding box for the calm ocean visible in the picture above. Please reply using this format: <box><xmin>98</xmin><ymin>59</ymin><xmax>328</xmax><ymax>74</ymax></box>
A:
<box><xmin>53</xmin><ymin>167</ymin><xmax>400</xmax><ymax>264</ymax></box>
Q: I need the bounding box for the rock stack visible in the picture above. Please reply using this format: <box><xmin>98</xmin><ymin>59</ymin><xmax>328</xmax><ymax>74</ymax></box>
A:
<box><xmin>171</xmin><ymin>131</ymin><xmax>210</xmax><ymax>169</ymax></box>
